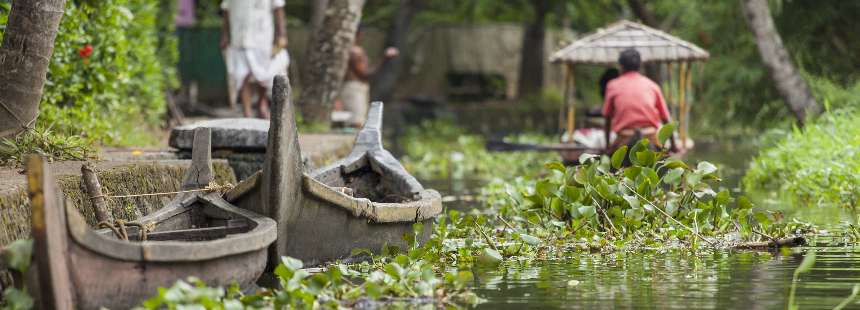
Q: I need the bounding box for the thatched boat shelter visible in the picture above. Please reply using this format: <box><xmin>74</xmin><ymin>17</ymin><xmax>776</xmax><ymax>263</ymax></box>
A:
<box><xmin>550</xmin><ymin>20</ymin><xmax>709</xmax><ymax>148</ymax></box>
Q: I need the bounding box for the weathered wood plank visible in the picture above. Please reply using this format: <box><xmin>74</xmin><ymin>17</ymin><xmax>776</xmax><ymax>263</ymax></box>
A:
<box><xmin>27</xmin><ymin>155</ymin><xmax>75</xmax><ymax>309</ymax></box>
<box><xmin>80</xmin><ymin>164</ymin><xmax>112</xmax><ymax>223</ymax></box>
<box><xmin>181</xmin><ymin>127</ymin><xmax>214</xmax><ymax>190</ymax></box>
<box><xmin>260</xmin><ymin>75</ymin><xmax>304</xmax><ymax>268</ymax></box>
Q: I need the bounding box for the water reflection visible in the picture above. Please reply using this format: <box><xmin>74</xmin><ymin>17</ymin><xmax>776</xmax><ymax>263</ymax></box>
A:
<box><xmin>468</xmin><ymin>243</ymin><xmax>860</xmax><ymax>309</ymax></box>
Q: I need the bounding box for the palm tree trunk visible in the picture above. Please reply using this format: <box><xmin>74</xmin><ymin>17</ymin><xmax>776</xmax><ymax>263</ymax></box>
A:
<box><xmin>517</xmin><ymin>0</ymin><xmax>548</xmax><ymax>99</ymax></box>
<box><xmin>296</xmin><ymin>0</ymin><xmax>366</xmax><ymax>126</ymax></box>
<box><xmin>0</xmin><ymin>0</ymin><xmax>67</xmax><ymax>138</ymax></box>
<box><xmin>741</xmin><ymin>0</ymin><xmax>820</xmax><ymax>125</ymax></box>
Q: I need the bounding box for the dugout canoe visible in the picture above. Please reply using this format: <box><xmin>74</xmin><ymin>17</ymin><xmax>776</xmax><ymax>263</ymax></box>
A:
<box><xmin>25</xmin><ymin>128</ymin><xmax>277</xmax><ymax>310</ymax></box>
<box><xmin>227</xmin><ymin>76</ymin><xmax>442</xmax><ymax>267</ymax></box>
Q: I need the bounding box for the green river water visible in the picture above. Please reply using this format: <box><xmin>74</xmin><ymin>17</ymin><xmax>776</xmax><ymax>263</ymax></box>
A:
<box><xmin>423</xmin><ymin>136</ymin><xmax>860</xmax><ymax>309</ymax></box>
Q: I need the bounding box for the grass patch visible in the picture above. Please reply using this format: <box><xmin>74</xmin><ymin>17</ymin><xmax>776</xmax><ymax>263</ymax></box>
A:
<box><xmin>0</xmin><ymin>127</ymin><xmax>93</xmax><ymax>167</ymax></box>
<box><xmin>743</xmin><ymin>79</ymin><xmax>860</xmax><ymax>210</ymax></box>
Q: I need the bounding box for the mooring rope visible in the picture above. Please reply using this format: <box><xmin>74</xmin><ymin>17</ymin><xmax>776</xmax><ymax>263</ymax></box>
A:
<box><xmin>97</xmin><ymin>220</ymin><xmax>157</xmax><ymax>241</ymax></box>
<box><xmin>89</xmin><ymin>183</ymin><xmax>234</xmax><ymax>200</ymax></box>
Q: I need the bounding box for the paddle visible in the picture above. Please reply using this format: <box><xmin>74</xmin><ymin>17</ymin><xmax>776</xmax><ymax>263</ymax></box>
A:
<box><xmin>485</xmin><ymin>140</ymin><xmax>597</xmax><ymax>152</ymax></box>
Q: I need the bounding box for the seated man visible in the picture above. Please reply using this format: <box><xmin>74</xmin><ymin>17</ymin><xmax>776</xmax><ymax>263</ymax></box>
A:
<box><xmin>602</xmin><ymin>49</ymin><xmax>675</xmax><ymax>154</ymax></box>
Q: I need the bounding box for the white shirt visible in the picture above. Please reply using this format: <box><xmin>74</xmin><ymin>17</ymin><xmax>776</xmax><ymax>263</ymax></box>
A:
<box><xmin>221</xmin><ymin>0</ymin><xmax>285</xmax><ymax>50</ymax></box>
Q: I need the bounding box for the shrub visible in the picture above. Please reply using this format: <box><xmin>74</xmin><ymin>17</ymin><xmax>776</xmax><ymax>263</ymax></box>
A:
<box><xmin>743</xmin><ymin>80</ymin><xmax>860</xmax><ymax>209</ymax></box>
<box><xmin>0</xmin><ymin>0</ymin><xmax>177</xmax><ymax>148</ymax></box>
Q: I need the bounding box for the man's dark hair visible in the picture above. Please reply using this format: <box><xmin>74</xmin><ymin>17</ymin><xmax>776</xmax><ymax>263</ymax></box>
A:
<box><xmin>618</xmin><ymin>49</ymin><xmax>641</xmax><ymax>72</ymax></box>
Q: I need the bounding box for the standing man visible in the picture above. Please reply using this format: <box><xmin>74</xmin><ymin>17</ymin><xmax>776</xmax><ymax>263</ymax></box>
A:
<box><xmin>602</xmin><ymin>49</ymin><xmax>676</xmax><ymax>154</ymax></box>
<box><xmin>341</xmin><ymin>28</ymin><xmax>399</xmax><ymax>127</ymax></box>
<box><xmin>220</xmin><ymin>0</ymin><xmax>289</xmax><ymax>119</ymax></box>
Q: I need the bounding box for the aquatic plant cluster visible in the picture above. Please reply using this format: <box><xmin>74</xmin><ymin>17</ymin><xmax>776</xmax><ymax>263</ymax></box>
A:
<box><xmin>139</xmin><ymin>253</ymin><xmax>481</xmax><ymax>309</ymax></box>
<box><xmin>744</xmin><ymin>108</ymin><xmax>860</xmax><ymax>210</ymax></box>
<box><xmin>114</xmin><ymin>127</ymin><xmax>803</xmax><ymax>309</ymax></box>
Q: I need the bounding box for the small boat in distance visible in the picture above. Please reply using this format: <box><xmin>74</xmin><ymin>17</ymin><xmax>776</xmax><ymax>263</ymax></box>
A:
<box><xmin>26</xmin><ymin>128</ymin><xmax>277</xmax><ymax>310</ymax></box>
<box><xmin>228</xmin><ymin>76</ymin><xmax>442</xmax><ymax>267</ymax></box>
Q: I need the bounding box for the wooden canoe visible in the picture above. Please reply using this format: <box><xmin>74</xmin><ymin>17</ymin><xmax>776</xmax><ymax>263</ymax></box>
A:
<box><xmin>227</xmin><ymin>76</ymin><xmax>442</xmax><ymax>267</ymax></box>
<box><xmin>26</xmin><ymin>128</ymin><xmax>277</xmax><ymax>310</ymax></box>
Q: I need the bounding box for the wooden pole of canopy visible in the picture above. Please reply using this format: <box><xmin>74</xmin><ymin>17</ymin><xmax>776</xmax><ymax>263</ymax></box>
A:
<box><xmin>559</xmin><ymin>65</ymin><xmax>569</xmax><ymax>133</ymax></box>
<box><xmin>678</xmin><ymin>62</ymin><xmax>688</xmax><ymax>150</ymax></box>
<box><xmin>686</xmin><ymin>62</ymin><xmax>694</xmax><ymax>147</ymax></box>
<box><xmin>664</xmin><ymin>63</ymin><xmax>674</xmax><ymax>107</ymax></box>
<box><xmin>559</xmin><ymin>64</ymin><xmax>575</xmax><ymax>143</ymax></box>
<box><xmin>565</xmin><ymin>64</ymin><xmax>576</xmax><ymax>142</ymax></box>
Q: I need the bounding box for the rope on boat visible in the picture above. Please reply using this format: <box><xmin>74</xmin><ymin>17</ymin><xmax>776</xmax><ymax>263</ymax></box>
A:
<box><xmin>97</xmin><ymin>220</ymin><xmax>157</xmax><ymax>241</ymax></box>
<box><xmin>89</xmin><ymin>182</ymin><xmax>234</xmax><ymax>200</ymax></box>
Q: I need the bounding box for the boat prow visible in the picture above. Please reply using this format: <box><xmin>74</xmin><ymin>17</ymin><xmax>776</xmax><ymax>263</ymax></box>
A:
<box><xmin>227</xmin><ymin>76</ymin><xmax>442</xmax><ymax>266</ymax></box>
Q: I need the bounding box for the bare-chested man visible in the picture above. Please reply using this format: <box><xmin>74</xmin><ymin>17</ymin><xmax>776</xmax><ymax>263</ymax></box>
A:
<box><xmin>342</xmin><ymin>28</ymin><xmax>398</xmax><ymax>127</ymax></box>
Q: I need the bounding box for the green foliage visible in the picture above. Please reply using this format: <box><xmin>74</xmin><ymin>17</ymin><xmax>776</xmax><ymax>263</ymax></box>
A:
<box><xmin>140</xmin><ymin>253</ymin><xmax>480</xmax><ymax>309</ymax></box>
<box><xmin>743</xmin><ymin>109</ymin><xmax>860</xmax><ymax>209</ymax></box>
<box><xmin>0</xmin><ymin>126</ymin><xmax>93</xmax><ymax>166</ymax></box>
<box><xmin>0</xmin><ymin>239</ymin><xmax>34</xmax><ymax>310</ymax></box>
<box><xmin>0</xmin><ymin>0</ymin><xmax>177</xmax><ymax>147</ymax></box>
<box><xmin>398</xmin><ymin>119</ymin><xmax>556</xmax><ymax>180</ymax></box>
<box><xmin>480</xmin><ymin>141</ymin><xmax>782</xmax><ymax>250</ymax></box>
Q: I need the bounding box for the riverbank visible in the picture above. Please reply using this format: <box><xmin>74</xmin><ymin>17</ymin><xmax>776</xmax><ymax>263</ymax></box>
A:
<box><xmin>0</xmin><ymin>133</ymin><xmax>353</xmax><ymax>247</ymax></box>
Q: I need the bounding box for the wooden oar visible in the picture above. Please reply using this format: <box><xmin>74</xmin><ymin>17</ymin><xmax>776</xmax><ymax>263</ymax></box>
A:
<box><xmin>485</xmin><ymin>140</ymin><xmax>597</xmax><ymax>153</ymax></box>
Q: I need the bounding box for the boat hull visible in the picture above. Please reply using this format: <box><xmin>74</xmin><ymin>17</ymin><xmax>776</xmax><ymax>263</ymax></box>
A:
<box><xmin>36</xmin><ymin>245</ymin><xmax>266</xmax><ymax>310</ymax></box>
<box><xmin>285</xmin><ymin>195</ymin><xmax>434</xmax><ymax>266</ymax></box>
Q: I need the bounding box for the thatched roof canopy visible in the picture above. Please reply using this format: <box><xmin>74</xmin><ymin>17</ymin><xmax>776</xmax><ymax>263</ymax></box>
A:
<box><xmin>550</xmin><ymin>20</ymin><xmax>709</xmax><ymax>65</ymax></box>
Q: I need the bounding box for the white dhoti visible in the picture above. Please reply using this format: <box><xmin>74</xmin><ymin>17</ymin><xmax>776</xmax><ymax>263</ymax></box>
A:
<box><xmin>224</xmin><ymin>47</ymin><xmax>289</xmax><ymax>99</ymax></box>
<box><xmin>341</xmin><ymin>80</ymin><xmax>370</xmax><ymax>125</ymax></box>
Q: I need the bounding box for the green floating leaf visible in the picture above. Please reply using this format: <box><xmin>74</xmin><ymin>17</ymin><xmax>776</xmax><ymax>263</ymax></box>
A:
<box><xmin>477</xmin><ymin>248</ymin><xmax>503</xmax><ymax>265</ymax></box>
<box><xmin>578</xmin><ymin>153</ymin><xmax>599</xmax><ymax>164</ymax></box>
<box><xmin>611</xmin><ymin>145</ymin><xmax>628</xmax><ymax>169</ymax></box>
<box><xmin>519</xmin><ymin>233</ymin><xmax>542</xmax><ymax>246</ymax></box>
<box><xmin>662</xmin><ymin>167</ymin><xmax>684</xmax><ymax>186</ymax></box>
<box><xmin>3</xmin><ymin>287</ymin><xmax>34</xmax><ymax>310</ymax></box>
<box><xmin>622</xmin><ymin>195</ymin><xmax>640</xmax><ymax>209</ymax></box>
<box><xmin>544</xmin><ymin>161</ymin><xmax>566</xmax><ymax>172</ymax></box>
<box><xmin>280</xmin><ymin>256</ymin><xmax>303</xmax><ymax>271</ymax></box>
<box><xmin>562</xmin><ymin>185</ymin><xmax>582</xmax><ymax>203</ymax></box>
<box><xmin>737</xmin><ymin>196</ymin><xmax>754</xmax><ymax>209</ymax></box>
<box><xmin>364</xmin><ymin>281</ymin><xmax>383</xmax><ymax>300</ymax></box>
<box><xmin>636</xmin><ymin>150</ymin><xmax>657</xmax><ymax>167</ymax></box>
<box><xmin>1</xmin><ymin>239</ymin><xmax>33</xmax><ymax>273</ymax></box>
<box><xmin>535</xmin><ymin>179</ymin><xmax>557</xmax><ymax>198</ymax></box>
<box><xmin>658</xmin><ymin>123</ymin><xmax>676</xmax><ymax>144</ymax></box>
<box><xmin>578</xmin><ymin>205</ymin><xmax>596</xmax><ymax>218</ymax></box>
<box><xmin>696</xmin><ymin>161</ymin><xmax>718</xmax><ymax>176</ymax></box>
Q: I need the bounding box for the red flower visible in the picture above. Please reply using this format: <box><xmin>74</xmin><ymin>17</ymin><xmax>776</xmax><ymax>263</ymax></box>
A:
<box><xmin>78</xmin><ymin>44</ymin><xmax>93</xmax><ymax>58</ymax></box>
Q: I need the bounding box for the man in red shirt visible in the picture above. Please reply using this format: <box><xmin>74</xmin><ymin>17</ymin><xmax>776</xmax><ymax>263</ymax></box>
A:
<box><xmin>602</xmin><ymin>49</ymin><xmax>675</xmax><ymax>154</ymax></box>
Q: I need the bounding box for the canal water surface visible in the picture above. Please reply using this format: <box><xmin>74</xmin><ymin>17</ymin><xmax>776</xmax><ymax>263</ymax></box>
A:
<box><xmin>419</xmin><ymin>136</ymin><xmax>860</xmax><ymax>309</ymax></box>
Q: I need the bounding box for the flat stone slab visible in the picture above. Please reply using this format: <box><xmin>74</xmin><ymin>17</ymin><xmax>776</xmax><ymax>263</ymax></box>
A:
<box><xmin>169</xmin><ymin>118</ymin><xmax>269</xmax><ymax>151</ymax></box>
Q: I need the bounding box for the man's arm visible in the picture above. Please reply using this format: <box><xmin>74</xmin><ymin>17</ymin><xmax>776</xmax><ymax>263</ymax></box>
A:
<box><xmin>274</xmin><ymin>7</ymin><xmax>287</xmax><ymax>48</ymax></box>
<box><xmin>220</xmin><ymin>12</ymin><xmax>230</xmax><ymax>50</ymax></box>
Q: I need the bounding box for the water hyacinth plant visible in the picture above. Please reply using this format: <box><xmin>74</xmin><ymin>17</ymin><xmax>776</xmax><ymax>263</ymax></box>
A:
<box><xmin>472</xmin><ymin>138</ymin><xmax>800</xmax><ymax>253</ymax></box>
